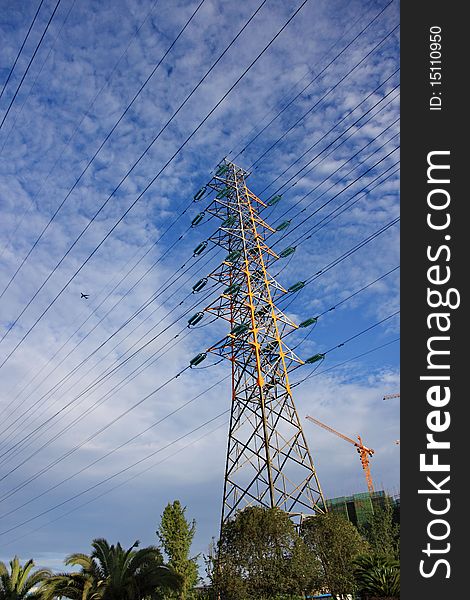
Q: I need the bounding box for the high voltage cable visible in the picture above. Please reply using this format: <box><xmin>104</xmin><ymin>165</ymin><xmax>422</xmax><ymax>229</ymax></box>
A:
<box><xmin>0</xmin><ymin>0</ymin><xmax>46</xmax><ymax>103</ymax></box>
<box><xmin>0</xmin><ymin>328</ymin><xmax>198</xmax><ymax>494</ymax></box>
<box><xmin>232</xmin><ymin>0</ymin><xmax>394</xmax><ymax>161</ymax></box>
<box><xmin>0</xmin><ymin>254</ymin><xmax>224</xmax><ymax>465</ymax></box>
<box><xmin>248</xmin><ymin>22</ymin><xmax>400</xmax><ymax>171</ymax></box>
<box><xmin>1</xmin><ymin>267</ymin><xmax>399</xmax><ymax>503</ymax></box>
<box><xmin>0</xmin><ymin>214</ymin><xmax>196</xmax><ymax>422</ymax></box>
<box><xmin>0</xmin><ymin>164</ymin><xmax>398</xmax><ymax>460</ymax></box>
<box><xmin>289</xmin><ymin>266</ymin><xmax>400</xmax><ymax>349</ymax></box>
<box><xmin>0</xmin><ymin>219</ymin><xmax>397</xmax><ymax>484</ymax></box>
<box><xmin>2</xmin><ymin>339</ymin><xmax>400</xmax><ymax>540</ymax></box>
<box><xmin>0</xmin><ymin>0</ymin><xmax>300</xmax><ymax>371</ymax></box>
<box><xmin>0</xmin><ymin>0</ymin><xmax>78</xmax><ymax>157</ymax></box>
<box><xmin>259</xmin><ymin>78</ymin><xmax>400</xmax><ymax>199</ymax></box>
<box><xmin>2</xmin><ymin>103</ymin><xmax>396</xmax><ymax>431</ymax></box>
<box><xmin>0</xmin><ymin>70</ymin><xmax>396</xmax><ymax>464</ymax></box>
<box><xmin>0</xmin><ymin>373</ymin><xmax>230</xmax><ymax>514</ymax></box>
<box><xmin>288</xmin><ymin>164</ymin><xmax>400</xmax><ymax>251</ymax></box>
<box><xmin>0</xmin><ymin>215</ymin><xmax>194</xmax><ymax>422</ymax></box>
<box><xmin>0</xmin><ymin>407</ymin><xmax>228</xmax><ymax>537</ymax></box>
<box><xmin>279</xmin><ymin>216</ymin><xmax>400</xmax><ymax>311</ymax></box>
<box><xmin>292</xmin><ymin>337</ymin><xmax>400</xmax><ymax>388</ymax></box>
<box><xmin>267</xmin><ymin>145</ymin><xmax>400</xmax><ymax>256</ymax></box>
<box><xmin>271</xmin><ymin>141</ymin><xmax>400</xmax><ymax>251</ymax></box>
<box><xmin>0</xmin><ymin>0</ymin><xmax>207</xmax><ymax>301</ymax></box>
<box><xmin>0</xmin><ymin>237</ymin><xmax>222</xmax><ymax>443</ymax></box>
<box><xmin>226</xmin><ymin>0</ymin><xmax>384</xmax><ymax>158</ymax></box>
<box><xmin>0</xmin><ymin>0</ymin><xmax>63</xmax><ymax>132</ymax></box>
<box><xmin>0</xmin><ymin>150</ymin><xmax>396</xmax><ymax>460</ymax></box>
<box><xmin>0</xmin><ymin>418</ymin><xmax>228</xmax><ymax>548</ymax></box>
<box><xmin>0</xmin><ymin>0</ymin><xmax>160</xmax><ymax>255</ymax></box>
<box><xmin>289</xmin><ymin>310</ymin><xmax>400</xmax><ymax>376</ymax></box>
<box><xmin>0</xmin><ymin>262</ymin><xmax>220</xmax><ymax>460</ymax></box>
<box><xmin>268</xmin><ymin>116</ymin><xmax>400</xmax><ymax>246</ymax></box>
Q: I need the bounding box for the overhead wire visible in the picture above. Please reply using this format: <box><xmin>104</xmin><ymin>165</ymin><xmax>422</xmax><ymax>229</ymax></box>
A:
<box><xmin>0</xmin><ymin>418</ymin><xmax>229</xmax><ymax>548</ymax></box>
<box><xmin>0</xmin><ymin>0</ymin><xmax>300</xmax><ymax>370</ymax></box>
<box><xmin>0</xmin><ymin>0</ymin><xmax>46</xmax><ymax>103</ymax></box>
<box><xmin>259</xmin><ymin>80</ymin><xmax>400</xmax><ymax>202</ymax></box>
<box><xmin>0</xmin><ymin>371</ymin><xmax>229</xmax><ymax>516</ymax></box>
<box><xmin>248</xmin><ymin>22</ymin><xmax>400</xmax><ymax>171</ymax></box>
<box><xmin>0</xmin><ymin>0</ymin><xmax>161</xmax><ymax>256</ymax></box>
<box><xmin>225</xmin><ymin>0</ymin><xmax>383</xmax><ymax>158</ymax></box>
<box><xmin>0</xmin><ymin>0</ymin><xmax>63</xmax><ymax>132</ymax></box>
<box><xmin>0</xmin><ymin>405</ymin><xmax>229</xmax><ymax>537</ymax></box>
<box><xmin>231</xmin><ymin>0</ymin><xmax>394</xmax><ymax>162</ymax></box>
<box><xmin>291</xmin><ymin>337</ymin><xmax>400</xmax><ymax>388</ymax></box>
<box><xmin>0</xmin><ymin>0</ymin><xmax>207</xmax><ymax>301</ymax></box>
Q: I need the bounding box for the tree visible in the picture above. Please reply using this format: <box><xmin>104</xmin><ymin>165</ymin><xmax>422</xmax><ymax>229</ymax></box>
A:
<box><xmin>156</xmin><ymin>500</ymin><xmax>199</xmax><ymax>600</ymax></box>
<box><xmin>0</xmin><ymin>557</ymin><xmax>51</xmax><ymax>600</ymax></box>
<box><xmin>301</xmin><ymin>511</ymin><xmax>369</xmax><ymax>600</ymax></box>
<box><xmin>209</xmin><ymin>506</ymin><xmax>321</xmax><ymax>600</ymax></box>
<box><xmin>359</xmin><ymin>497</ymin><xmax>400</xmax><ymax>561</ymax></box>
<box><xmin>353</xmin><ymin>555</ymin><xmax>399</xmax><ymax>600</ymax></box>
<box><xmin>41</xmin><ymin>538</ymin><xmax>180</xmax><ymax>600</ymax></box>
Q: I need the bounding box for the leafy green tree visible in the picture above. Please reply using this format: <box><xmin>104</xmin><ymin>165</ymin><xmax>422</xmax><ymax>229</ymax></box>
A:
<box><xmin>41</xmin><ymin>538</ymin><xmax>179</xmax><ymax>600</ymax></box>
<box><xmin>0</xmin><ymin>557</ymin><xmax>51</xmax><ymax>600</ymax></box>
<box><xmin>353</xmin><ymin>555</ymin><xmax>399</xmax><ymax>599</ymax></box>
<box><xmin>302</xmin><ymin>511</ymin><xmax>369</xmax><ymax>599</ymax></box>
<box><xmin>209</xmin><ymin>506</ymin><xmax>321</xmax><ymax>600</ymax></box>
<box><xmin>156</xmin><ymin>500</ymin><xmax>199</xmax><ymax>600</ymax></box>
<box><xmin>360</xmin><ymin>498</ymin><xmax>400</xmax><ymax>561</ymax></box>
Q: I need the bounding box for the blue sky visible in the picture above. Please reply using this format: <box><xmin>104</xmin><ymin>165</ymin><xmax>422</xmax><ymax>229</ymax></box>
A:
<box><xmin>0</xmin><ymin>0</ymin><xmax>399</xmax><ymax>574</ymax></box>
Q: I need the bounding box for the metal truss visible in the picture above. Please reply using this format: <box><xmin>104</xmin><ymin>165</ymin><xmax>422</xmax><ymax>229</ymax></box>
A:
<box><xmin>201</xmin><ymin>160</ymin><xmax>326</xmax><ymax>525</ymax></box>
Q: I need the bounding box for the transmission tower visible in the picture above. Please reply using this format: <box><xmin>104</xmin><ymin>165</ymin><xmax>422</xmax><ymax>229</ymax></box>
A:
<box><xmin>195</xmin><ymin>159</ymin><xmax>325</xmax><ymax>526</ymax></box>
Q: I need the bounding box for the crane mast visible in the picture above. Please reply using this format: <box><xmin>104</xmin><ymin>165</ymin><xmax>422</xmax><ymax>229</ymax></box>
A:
<box><xmin>305</xmin><ymin>415</ymin><xmax>375</xmax><ymax>493</ymax></box>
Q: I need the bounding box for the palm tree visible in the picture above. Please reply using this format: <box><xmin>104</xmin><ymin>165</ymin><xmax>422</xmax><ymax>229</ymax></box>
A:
<box><xmin>353</xmin><ymin>555</ymin><xmax>400</xmax><ymax>599</ymax></box>
<box><xmin>0</xmin><ymin>556</ymin><xmax>51</xmax><ymax>600</ymax></box>
<box><xmin>41</xmin><ymin>538</ymin><xmax>180</xmax><ymax>600</ymax></box>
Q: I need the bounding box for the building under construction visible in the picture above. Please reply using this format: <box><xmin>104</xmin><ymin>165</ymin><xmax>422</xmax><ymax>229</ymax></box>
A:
<box><xmin>325</xmin><ymin>490</ymin><xmax>400</xmax><ymax>527</ymax></box>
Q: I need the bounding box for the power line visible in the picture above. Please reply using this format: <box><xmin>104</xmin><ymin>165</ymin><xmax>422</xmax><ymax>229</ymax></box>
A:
<box><xmin>0</xmin><ymin>0</ymin><xmax>46</xmax><ymax>103</ymax></box>
<box><xmin>0</xmin><ymin>0</ymin><xmax>63</xmax><ymax>132</ymax></box>
<box><xmin>292</xmin><ymin>337</ymin><xmax>400</xmax><ymax>387</ymax></box>
<box><xmin>232</xmin><ymin>0</ymin><xmax>394</xmax><ymax>161</ymax></box>
<box><xmin>0</xmin><ymin>0</ymin><xmax>285</xmax><ymax>367</ymax></box>
<box><xmin>248</xmin><ymin>22</ymin><xmax>399</xmax><ymax>171</ymax></box>
<box><xmin>0</xmin><ymin>0</ymin><xmax>207</xmax><ymax>301</ymax></box>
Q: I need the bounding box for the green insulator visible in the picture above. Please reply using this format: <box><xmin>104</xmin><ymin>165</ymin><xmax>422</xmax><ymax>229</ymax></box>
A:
<box><xmin>224</xmin><ymin>282</ymin><xmax>241</xmax><ymax>296</ymax></box>
<box><xmin>190</xmin><ymin>352</ymin><xmax>207</xmax><ymax>367</ymax></box>
<box><xmin>275</xmin><ymin>219</ymin><xmax>291</xmax><ymax>232</ymax></box>
<box><xmin>225</xmin><ymin>249</ymin><xmax>241</xmax><ymax>263</ymax></box>
<box><xmin>192</xmin><ymin>277</ymin><xmax>208</xmax><ymax>293</ymax></box>
<box><xmin>215</xmin><ymin>164</ymin><xmax>228</xmax><ymax>176</ymax></box>
<box><xmin>267</xmin><ymin>194</ymin><xmax>282</xmax><ymax>206</ymax></box>
<box><xmin>231</xmin><ymin>323</ymin><xmax>249</xmax><ymax>336</ymax></box>
<box><xmin>193</xmin><ymin>186</ymin><xmax>206</xmax><ymax>201</ymax></box>
<box><xmin>279</xmin><ymin>246</ymin><xmax>296</xmax><ymax>258</ymax></box>
<box><xmin>305</xmin><ymin>353</ymin><xmax>325</xmax><ymax>364</ymax></box>
<box><xmin>288</xmin><ymin>281</ymin><xmax>306</xmax><ymax>293</ymax></box>
<box><xmin>299</xmin><ymin>316</ymin><xmax>318</xmax><ymax>328</ymax></box>
<box><xmin>191</xmin><ymin>212</ymin><xmax>205</xmax><ymax>227</ymax></box>
<box><xmin>216</xmin><ymin>187</ymin><xmax>230</xmax><ymax>199</ymax></box>
<box><xmin>222</xmin><ymin>215</ymin><xmax>237</xmax><ymax>227</ymax></box>
<box><xmin>193</xmin><ymin>240</ymin><xmax>208</xmax><ymax>256</ymax></box>
<box><xmin>188</xmin><ymin>312</ymin><xmax>204</xmax><ymax>327</ymax></box>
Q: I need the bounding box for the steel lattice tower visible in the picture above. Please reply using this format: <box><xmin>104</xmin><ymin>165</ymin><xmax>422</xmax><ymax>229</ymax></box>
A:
<box><xmin>199</xmin><ymin>159</ymin><xmax>325</xmax><ymax>525</ymax></box>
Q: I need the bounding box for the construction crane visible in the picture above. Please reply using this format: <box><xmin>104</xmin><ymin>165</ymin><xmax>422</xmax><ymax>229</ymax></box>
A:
<box><xmin>306</xmin><ymin>415</ymin><xmax>375</xmax><ymax>493</ymax></box>
<box><xmin>383</xmin><ymin>393</ymin><xmax>400</xmax><ymax>400</ymax></box>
